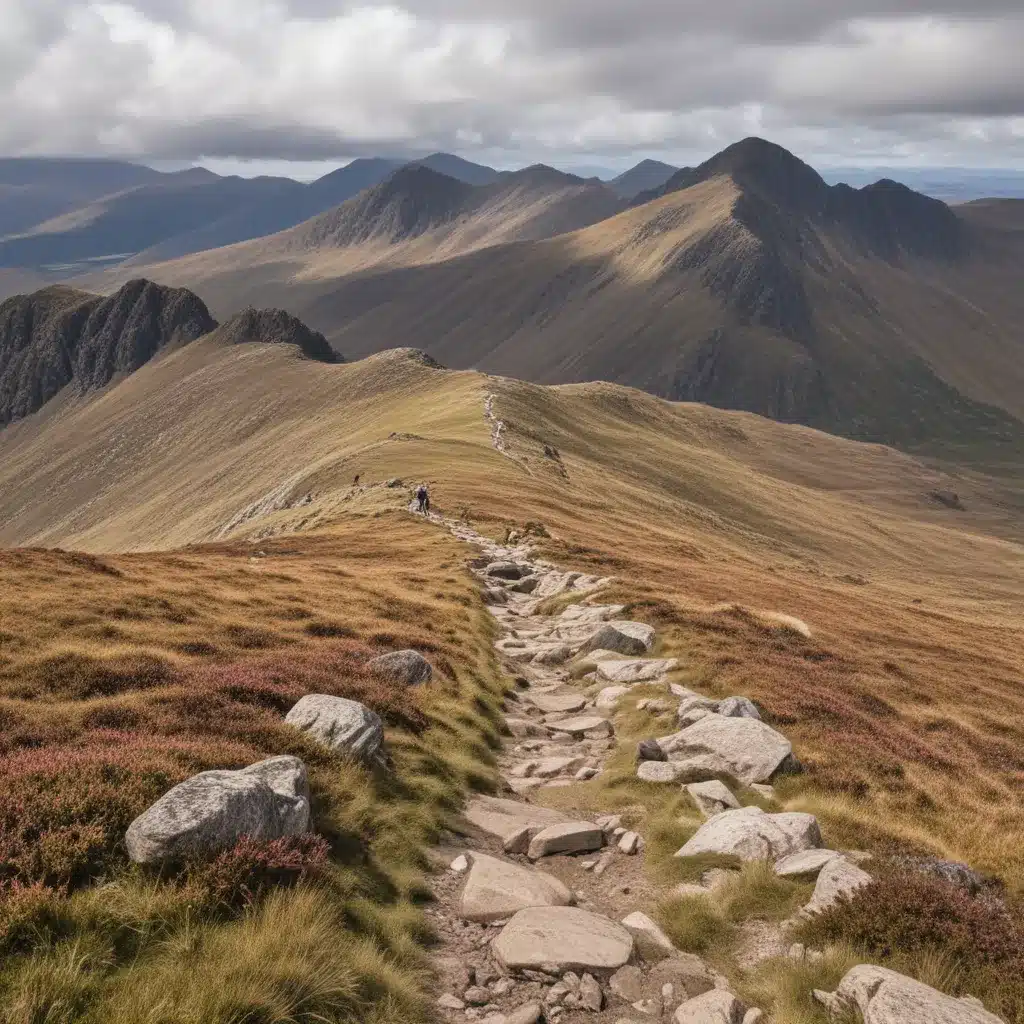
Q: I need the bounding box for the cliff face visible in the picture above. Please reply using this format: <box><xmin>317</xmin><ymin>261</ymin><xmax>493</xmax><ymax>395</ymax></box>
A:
<box><xmin>0</xmin><ymin>279</ymin><xmax>216</xmax><ymax>425</ymax></box>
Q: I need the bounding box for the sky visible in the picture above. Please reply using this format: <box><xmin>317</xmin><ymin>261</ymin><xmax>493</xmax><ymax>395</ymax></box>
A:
<box><xmin>2</xmin><ymin>1</ymin><xmax>1023</xmax><ymax>176</ymax></box>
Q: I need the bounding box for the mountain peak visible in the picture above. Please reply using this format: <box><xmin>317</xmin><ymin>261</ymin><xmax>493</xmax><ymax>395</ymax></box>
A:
<box><xmin>693</xmin><ymin>136</ymin><xmax>828</xmax><ymax>210</ymax></box>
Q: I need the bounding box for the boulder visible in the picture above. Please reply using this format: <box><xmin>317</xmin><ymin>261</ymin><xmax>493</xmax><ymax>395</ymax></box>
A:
<box><xmin>460</xmin><ymin>853</ymin><xmax>573</xmax><ymax>923</ymax></box>
<box><xmin>509</xmin><ymin>576</ymin><xmax>540</xmax><ymax>594</ymax></box>
<box><xmin>533</xmin><ymin>644</ymin><xmax>573</xmax><ymax>665</ymax></box>
<box><xmin>366</xmin><ymin>649</ymin><xmax>433</xmax><ymax>686</ymax></box>
<box><xmin>597</xmin><ymin>658</ymin><xmax>678</xmax><ymax>684</ymax></box>
<box><xmin>815</xmin><ymin>965</ymin><xmax>1004</xmax><ymax>1024</ymax></box>
<box><xmin>638</xmin><ymin>761</ymin><xmax>692</xmax><ymax>784</ymax></box>
<box><xmin>580</xmin><ymin>621</ymin><xmax>657</xmax><ymax>657</ymax></box>
<box><xmin>285</xmin><ymin>694</ymin><xmax>385</xmax><ymax>763</ymax></box>
<box><xmin>676</xmin><ymin>807</ymin><xmax>821</xmax><ymax>862</ymax></box>
<box><xmin>528</xmin><ymin>821</ymin><xmax>604</xmax><ymax>860</ymax></box>
<box><xmin>621</xmin><ymin>911</ymin><xmax>676</xmax><ymax>962</ymax></box>
<box><xmin>492</xmin><ymin>906</ymin><xmax>634</xmax><ymax>973</ymax></box>
<box><xmin>674</xmin><ymin>990</ymin><xmax>746</xmax><ymax>1024</ymax></box>
<box><xmin>503</xmin><ymin>1003</ymin><xmax>544</xmax><ymax>1024</ymax></box>
<box><xmin>774</xmin><ymin>849</ymin><xmax>842</xmax><ymax>879</ymax></box>
<box><xmin>686</xmin><ymin>780</ymin><xmax>741</xmax><ymax>817</ymax></box>
<box><xmin>805</xmin><ymin>857</ymin><xmax>872</xmax><ymax>914</ymax></box>
<box><xmin>126</xmin><ymin>757</ymin><xmax>309</xmax><ymax>864</ymax></box>
<box><xmin>715</xmin><ymin>697</ymin><xmax>761</xmax><ymax>720</ymax></box>
<box><xmin>665</xmin><ymin>716</ymin><xmax>796</xmax><ymax>785</ymax></box>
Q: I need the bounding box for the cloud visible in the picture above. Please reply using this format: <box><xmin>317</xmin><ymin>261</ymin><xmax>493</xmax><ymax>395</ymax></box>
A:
<box><xmin>0</xmin><ymin>0</ymin><xmax>1021</xmax><ymax>167</ymax></box>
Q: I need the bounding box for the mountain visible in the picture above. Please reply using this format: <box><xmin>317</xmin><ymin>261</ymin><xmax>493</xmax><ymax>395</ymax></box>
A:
<box><xmin>609</xmin><ymin>159</ymin><xmax>680</xmax><ymax>198</ymax></box>
<box><xmin>0</xmin><ymin>157</ymin><xmax>162</xmax><ymax>238</ymax></box>
<box><xmin>0</xmin><ymin>174</ymin><xmax>305</xmax><ymax>270</ymax></box>
<box><xmin>103</xmin><ymin>137</ymin><xmax>1024</xmax><ymax>454</ymax></box>
<box><xmin>415</xmin><ymin>152</ymin><xmax>500</xmax><ymax>185</ymax></box>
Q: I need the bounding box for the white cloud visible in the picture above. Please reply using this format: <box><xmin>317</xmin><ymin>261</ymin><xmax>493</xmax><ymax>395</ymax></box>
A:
<box><xmin>0</xmin><ymin>0</ymin><xmax>1021</xmax><ymax>167</ymax></box>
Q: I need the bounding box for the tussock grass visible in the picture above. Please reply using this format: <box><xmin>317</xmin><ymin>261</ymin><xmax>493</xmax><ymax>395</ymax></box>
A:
<box><xmin>0</xmin><ymin>515</ymin><xmax>508</xmax><ymax>1021</ymax></box>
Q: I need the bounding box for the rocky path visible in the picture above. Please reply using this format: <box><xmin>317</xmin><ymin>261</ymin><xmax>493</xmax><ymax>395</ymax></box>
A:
<box><xmin>422</xmin><ymin>513</ymin><xmax>1004</xmax><ymax>1024</ymax></box>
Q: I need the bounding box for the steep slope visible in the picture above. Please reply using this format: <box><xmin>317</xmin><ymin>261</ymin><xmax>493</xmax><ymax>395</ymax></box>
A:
<box><xmin>105</xmin><ymin>138</ymin><xmax>1024</xmax><ymax>453</ymax></box>
<box><xmin>609</xmin><ymin>158</ymin><xmax>680</xmax><ymax>198</ymax></box>
<box><xmin>0</xmin><ymin>279</ymin><xmax>216</xmax><ymax>425</ymax></box>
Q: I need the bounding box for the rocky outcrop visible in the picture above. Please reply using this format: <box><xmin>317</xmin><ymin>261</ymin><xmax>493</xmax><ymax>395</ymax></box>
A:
<box><xmin>0</xmin><ymin>279</ymin><xmax>216</xmax><ymax>425</ymax></box>
<box><xmin>125</xmin><ymin>756</ymin><xmax>310</xmax><ymax>864</ymax></box>
<box><xmin>284</xmin><ymin>694</ymin><xmax>385</xmax><ymax>763</ymax></box>
<box><xmin>214</xmin><ymin>307</ymin><xmax>339</xmax><ymax>363</ymax></box>
<box><xmin>815</xmin><ymin>965</ymin><xmax>1004</xmax><ymax>1024</ymax></box>
<box><xmin>367</xmin><ymin>649</ymin><xmax>433</xmax><ymax>686</ymax></box>
<box><xmin>675</xmin><ymin>806</ymin><xmax>821</xmax><ymax>862</ymax></box>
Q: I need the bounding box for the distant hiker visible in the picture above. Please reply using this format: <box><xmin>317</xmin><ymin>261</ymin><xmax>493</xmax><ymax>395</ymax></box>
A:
<box><xmin>353</xmin><ymin>473</ymin><xmax>360</xmax><ymax>486</ymax></box>
<box><xmin>416</xmin><ymin>485</ymin><xmax>429</xmax><ymax>514</ymax></box>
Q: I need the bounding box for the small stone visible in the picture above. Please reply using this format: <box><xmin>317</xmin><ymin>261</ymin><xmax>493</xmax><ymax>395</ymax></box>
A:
<box><xmin>563</xmin><ymin>973</ymin><xmax>582</xmax><ymax>994</ymax></box>
<box><xmin>621</xmin><ymin>911</ymin><xmax>676</xmax><ymax>963</ymax></box>
<box><xmin>474</xmin><ymin>965</ymin><xmax>499</xmax><ymax>988</ymax></box>
<box><xmin>366</xmin><ymin>649</ymin><xmax>433</xmax><ymax>686</ymax></box>
<box><xmin>594</xmin><ymin>852</ymin><xmax>615</xmax><ymax>877</ymax></box>
<box><xmin>504</xmin><ymin>1003</ymin><xmax>543</xmax><ymax>1024</ymax></box>
<box><xmin>581</xmin><ymin>860</ymin><xmax>598</xmax><ymax>871</ymax></box>
<box><xmin>618</xmin><ymin>831</ymin><xmax>642</xmax><ymax>855</ymax></box>
<box><xmin>451</xmin><ymin>854</ymin><xmax>470</xmax><ymax>873</ymax></box>
<box><xmin>673</xmin><ymin>989</ymin><xmax>745</xmax><ymax>1024</ymax></box>
<box><xmin>464</xmin><ymin>986</ymin><xmax>491</xmax><ymax>1005</ymax></box>
<box><xmin>610</xmin><ymin>965</ymin><xmax>646</xmax><ymax>1003</ymax></box>
<box><xmin>580</xmin><ymin>973</ymin><xmax>604</xmax><ymax>1011</ymax></box>
<box><xmin>788</xmin><ymin>943</ymin><xmax>806</xmax><ymax>960</ymax></box>
<box><xmin>742</xmin><ymin>1011</ymin><xmax>764</xmax><ymax>1024</ymax></box>
<box><xmin>637</xmin><ymin>739</ymin><xmax>667</xmax><ymax>763</ymax></box>
<box><xmin>438</xmin><ymin>993</ymin><xmax>466</xmax><ymax>1010</ymax></box>
<box><xmin>576</xmin><ymin>767</ymin><xmax>600</xmax><ymax>781</ymax></box>
<box><xmin>546</xmin><ymin>984</ymin><xmax>569</xmax><ymax>1006</ymax></box>
<box><xmin>686</xmin><ymin>780</ymin><xmax>741</xmax><ymax>817</ymax></box>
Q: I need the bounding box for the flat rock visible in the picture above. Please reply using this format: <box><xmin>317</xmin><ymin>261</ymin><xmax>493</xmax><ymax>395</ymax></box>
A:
<box><xmin>125</xmin><ymin>756</ymin><xmax>309</xmax><ymax>864</ymax></box>
<box><xmin>621</xmin><ymin>911</ymin><xmax>676</xmax><ymax>962</ymax></box>
<box><xmin>533</xmin><ymin>644</ymin><xmax>573</xmax><ymax>665</ymax></box>
<box><xmin>460</xmin><ymin>852</ymin><xmax>573</xmax><ymax>923</ymax></box>
<box><xmin>597</xmin><ymin>685</ymin><xmax>632</xmax><ymax>709</ymax></box>
<box><xmin>493</xmin><ymin>907</ymin><xmax>634</xmax><ymax>973</ymax></box>
<box><xmin>665</xmin><ymin>716</ymin><xmax>796</xmax><ymax>785</ymax></box>
<box><xmin>638</xmin><ymin>761</ymin><xmax>692</xmax><ymax>783</ymax></box>
<box><xmin>674</xmin><ymin>990</ymin><xmax>746</xmax><ymax>1024</ymax></box>
<box><xmin>815</xmin><ymin>965</ymin><xmax>1004</xmax><ymax>1024</ymax></box>
<box><xmin>285</xmin><ymin>694</ymin><xmax>385</xmax><ymax>763</ymax></box>
<box><xmin>528</xmin><ymin>821</ymin><xmax>604</xmax><ymax>860</ymax></box>
<box><xmin>580</xmin><ymin>621</ymin><xmax>657</xmax><ymax>657</ymax></box>
<box><xmin>774</xmin><ymin>849</ymin><xmax>842</xmax><ymax>879</ymax></box>
<box><xmin>549</xmin><ymin>715</ymin><xmax>611</xmax><ymax>739</ymax></box>
<box><xmin>464</xmin><ymin>796</ymin><xmax>572</xmax><ymax>851</ymax></box>
<box><xmin>805</xmin><ymin>857</ymin><xmax>872</xmax><ymax>914</ymax></box>
<box><xmin>524</xmin><ymin>691</ymin><xmax>588</xmax><ymax>715</ymax></box>
<box><xmin>597</xmin><ymin>658</ymin><xmax>678</xmax><ymax>684</ymax></box>
<box><xmin>676</xmin><ymin>806</ymin><xmax>821</xmax><ymax>862</ymax></box>
<box><xmin>366</xmin><ymin>649</ymin><xmax>433</xmax><ymax>686</ymax></box>
<box><xmin>686</xmin><ymin>780</ymin><xmax>741</xmax><ymax>816</ymax></box>
<box><xmin>533</xmin><ymin>756</ymin><xmax>586</xmax><ymax>778</ymax></box>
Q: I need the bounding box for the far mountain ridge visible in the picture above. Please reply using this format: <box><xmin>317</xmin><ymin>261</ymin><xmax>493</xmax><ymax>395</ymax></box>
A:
<box><xmin>609</xmin><ymin>159</ymin><xmax>681</xmax><ymax>198</ymax></box>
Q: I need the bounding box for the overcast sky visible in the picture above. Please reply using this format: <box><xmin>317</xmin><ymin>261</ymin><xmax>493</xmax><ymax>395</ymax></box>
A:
<box><xmin>3</xmin><ymin>1</ymin><xmax>1023</xmax><ymax>175</ymax></box>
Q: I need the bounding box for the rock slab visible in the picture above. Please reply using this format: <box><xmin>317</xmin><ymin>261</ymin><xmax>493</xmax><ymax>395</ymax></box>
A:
<box><xmin>460</xmin><ymin>853</ymin><xmax>573</xmax><ymax>923</ymax></box>
<box><xmin>667</xmin><ymin>716</ymin><xmax>796</xmax><ymax>785</ymax></box>
<box><xmin>366</xmin><ymin>649</ymin><xmax>433</xmax><ymax>686</ymax></box>
<box><xmin>493</xmin><ymin>906</ymin><xmax>634</xmax><ymax>973</ymax></box>
<box><xmin>676</xmin><ymin>806</ymin><xmax>821</xmax><ymax>862</ymax></box>
<box><xmin>528</xmin><ymin>821</ymin><xmax>604</xmax><ymax>860</ymax></box>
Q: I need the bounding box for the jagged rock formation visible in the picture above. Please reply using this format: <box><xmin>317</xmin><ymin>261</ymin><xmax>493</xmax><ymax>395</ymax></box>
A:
<box><xmin>214</xmin><ymin>307</ymin><xmax>340</xmax><ymax>363</ymax></box>
<box><xmin>0</xmin><ymin>279</ymin><xmax>215</xmax><ymax>425</ymax></box>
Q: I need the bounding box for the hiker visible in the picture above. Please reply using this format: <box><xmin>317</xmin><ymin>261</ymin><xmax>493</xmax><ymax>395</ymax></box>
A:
<box><xmin>416</xmin><ymin>485</ymin><xmax>429</xmax><ymax>514</ymax></box>
<box><xmin>353</xmin><ymin>473</ymin><xmax>360</xmax><ymax>486</ymax></box>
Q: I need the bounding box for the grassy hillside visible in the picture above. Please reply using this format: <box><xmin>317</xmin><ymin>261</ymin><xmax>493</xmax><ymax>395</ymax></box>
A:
<box><xmin>2</xmin><ymin>339</ymin><xmax>1023</xmax><ymax>1019</ymax></box>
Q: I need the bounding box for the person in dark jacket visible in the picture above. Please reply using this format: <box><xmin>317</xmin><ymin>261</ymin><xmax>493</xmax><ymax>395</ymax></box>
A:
<box><xmin>416</xmin><ymin>485</ymin><xmax>429</xmax><ymax>513</ymax></box>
